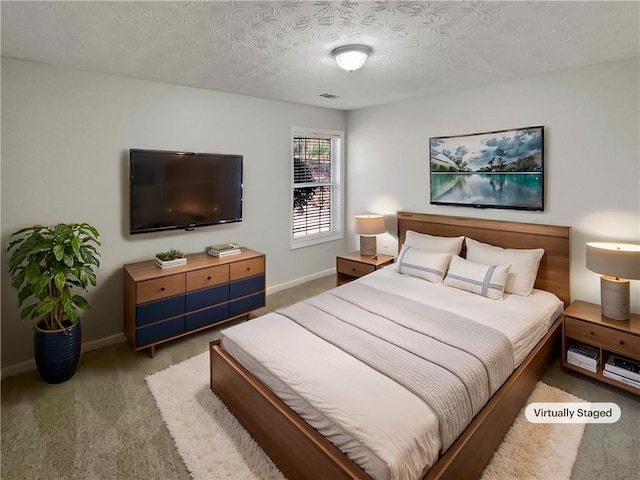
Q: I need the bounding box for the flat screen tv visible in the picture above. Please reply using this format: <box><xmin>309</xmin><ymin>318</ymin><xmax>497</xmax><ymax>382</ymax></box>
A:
<box><xmin>430</xmin><ymin>125</ymin><xmax>544</xmax><ymax>211</ymax></box>
<box><xmin>129</xmin><ymin>149</ymin><xmax>243</xmax><ymax>235</ymax></box>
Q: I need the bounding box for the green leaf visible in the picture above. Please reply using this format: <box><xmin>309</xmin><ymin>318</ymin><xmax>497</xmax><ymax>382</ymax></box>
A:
<box><xmin>66</xmin><ymin>308</ymin><xmax>79</xmax><ymax>324</ymax></box>
<box><xmin>24</xmin><ymin>262</ymin><xmax>41</xmax><ymax>283</ymax></box>
<box><xmin>36</xmin><ymin>298</ymin><xmax>57</xmax><ymax>317</ymax></box>
<box><xmin>20</xmin><ymin>303</ymin><xmax>38</xmax><ymax>320</ymax></box>
<box><xmin>53</xmin><ymin>244</ymin><xmax>65</xmax><ymax>261</ymax></box>
<box><xmin>63</xmin><ymin>253</ymin><xmax>74</xmax><ymax>267</ymax></box>
<box><xmin>54</xmin><ymin>272</ymin><xmax>67</xmax><ymax>291</ymax></box>
<box><xmin>72</xmin><ymin>295</ymin><xmax>90</xmax><ymax>310</ymax></box>
<box><xmin>11</xmin><ymin>270</ymin><xmax>26</xmax><ymax>290</ymax></box>
<box><xmin>17</xmin><ymin>287</ymin><xmax>34</xmax><ymax>306</ymax></box>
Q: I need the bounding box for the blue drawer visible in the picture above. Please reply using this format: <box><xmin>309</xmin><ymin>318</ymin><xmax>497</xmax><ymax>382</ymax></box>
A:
<box><xmin>186</xmin><ymin>284</ymin><xmax>229</xmax><ymax>311</ymax></box>
<box><xmin>136</xmin><ymin>316</ymin><xmax>185</xmax><ymax>347</ymax></box>
<box><xmin>229</xmin><ymin>292</ymin><xmax>265</xmax><ymax>317</ymax></box>
<box><xmin>185</xmin><ymin>303</ymin><xmax>230</xmax><ymax>331</ymax></box>
<box><xmin>230</xmin><ymin>275</ymin><xmax>265</xmax><ymax>299</ymax></box>
<box><xmin>136</xmin><ymin>296</ymin><xmax>185</xmax><ymax>327</ymax></box>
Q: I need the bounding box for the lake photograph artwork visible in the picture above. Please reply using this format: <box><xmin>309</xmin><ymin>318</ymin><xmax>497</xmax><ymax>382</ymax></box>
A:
<box><xmin>430</xmin><ymin>126</ymin><xmax>544</xmax><ymax>211</ymax></box>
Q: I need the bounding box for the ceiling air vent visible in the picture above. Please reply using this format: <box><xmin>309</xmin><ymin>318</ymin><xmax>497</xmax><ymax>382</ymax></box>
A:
<box><xmin>319</xmin><ymin>93</ymin><xmax>339</xmax><ymax>99</ymax></box>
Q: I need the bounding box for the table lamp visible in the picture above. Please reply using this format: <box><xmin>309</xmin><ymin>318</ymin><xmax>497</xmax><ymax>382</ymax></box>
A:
<box><xmin>354</xmin><ymin>214</ymin><xmax>385</xmax><ymax>257</ymax></box>
<box><xmin>586</xmin><ymin>242</ymin><xmax>640</xmax><ymax>320</ymax></box>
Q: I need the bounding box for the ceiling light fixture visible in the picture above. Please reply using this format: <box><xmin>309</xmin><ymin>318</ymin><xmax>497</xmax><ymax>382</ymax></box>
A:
<box><xmin>331</xmin><ymin>44</ymin><xmax>372</xmax><ymax>72</ymax></box>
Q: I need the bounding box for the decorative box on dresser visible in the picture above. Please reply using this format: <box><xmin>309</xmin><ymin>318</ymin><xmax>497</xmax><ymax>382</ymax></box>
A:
<box><xmin>336</xmin><ymin>252</ymin><xmax>394</xmax><ymax>286</ymax></box>
<box><xmin>562</xmin><ymin>300</ymin><xmax>640</xmax><ymax>395</ymax></box>
<box><xmin>124</xmin><ymin>248</ymin><xmax>265</xmax><ymax>357</ymax></box>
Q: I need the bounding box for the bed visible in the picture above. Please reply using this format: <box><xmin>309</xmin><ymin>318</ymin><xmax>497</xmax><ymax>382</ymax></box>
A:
<box><xmin>210</xmin><ymin>212</ymin><xmax>571</xmax><ymax>480</ymax></box>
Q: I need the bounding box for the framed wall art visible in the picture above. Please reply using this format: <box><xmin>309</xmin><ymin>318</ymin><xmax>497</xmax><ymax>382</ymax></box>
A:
<box><xmin>430</xmin><ymin>125</ymin><xmax>544</xmax><ymax>211</ymax></box>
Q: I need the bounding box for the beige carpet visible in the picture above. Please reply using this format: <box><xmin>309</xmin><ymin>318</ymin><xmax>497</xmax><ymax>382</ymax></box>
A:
<box><xmin>147</xmin><ymin>352</ymin><xmax>586</xmax><ymax>480</ymax></box>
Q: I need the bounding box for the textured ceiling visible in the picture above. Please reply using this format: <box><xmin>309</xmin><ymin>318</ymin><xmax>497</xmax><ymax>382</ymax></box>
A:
<box><xmin>1</xmin><ymin>1</ymin><xmax>639</xmax><ymax>110</ymax></box>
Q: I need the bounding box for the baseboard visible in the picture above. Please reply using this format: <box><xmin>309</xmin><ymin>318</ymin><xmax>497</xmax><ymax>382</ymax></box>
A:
<box><xmin>266</xmin><ymin>268</ymin><xmax>335</xmax><ymax>295</ymax></box>
<box><xmin>80</xmin><ymin>332</ymin><xmax>127</xmax><ymax>354</ymax></box>
<box><xmin>1</xmin><ymin>332</ymin><xmax>126</xmax><ymax>380</ymax></box>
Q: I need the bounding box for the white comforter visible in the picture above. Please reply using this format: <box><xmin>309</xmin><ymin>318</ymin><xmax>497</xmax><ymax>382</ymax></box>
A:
<box><xmin>221</xmin><ymin>266</ymin><xmax>563</xmax><ymax>480</ymax></box>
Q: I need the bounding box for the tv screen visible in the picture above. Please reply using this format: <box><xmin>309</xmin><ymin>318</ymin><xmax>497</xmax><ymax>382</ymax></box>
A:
<box><xmin>430</xmin><ymin>125</ymin><xmax>544</xmax><ymax>211</ymax></box>
<box><xmin>129</xmin><ymin>149</ymin><xmax>243</xmax><ymax>235</ymax></box>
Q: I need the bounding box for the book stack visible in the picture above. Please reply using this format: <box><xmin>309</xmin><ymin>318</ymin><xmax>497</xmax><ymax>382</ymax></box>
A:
<box><xmin>603</xmin><ymin>354</ymin><xmax>640</xmax><ymax>390</ymax></box>
<box><xmin>566</xmin><ymin>342</ymin><xmax>600</xmax><ymax>373</ymax></box>
<box><xmin>207</xmin><ymin>243</ymin><xmax>241</xmax><ymax>257</ymax></box>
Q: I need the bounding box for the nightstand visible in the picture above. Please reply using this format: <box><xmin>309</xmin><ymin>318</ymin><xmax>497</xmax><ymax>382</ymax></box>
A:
<box><xmin>336</xmin><ymin>252</ymin><xmax>394</xmax><ymax>286</ymax></box>
<box><xmin>562</xmin><ymin>300</ymin><xmax>640</xmax><ymax>395</ymax></box>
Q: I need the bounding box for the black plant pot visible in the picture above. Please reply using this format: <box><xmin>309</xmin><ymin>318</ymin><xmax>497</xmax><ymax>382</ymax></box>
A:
<box><xmin>33</xmin><ymin>320</ymin><xmax>82</xmax><ymax>384</ymax></box>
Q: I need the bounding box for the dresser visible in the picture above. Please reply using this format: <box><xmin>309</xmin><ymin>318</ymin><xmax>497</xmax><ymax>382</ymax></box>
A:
<box><xmin>124</xmin><ymin>249</ymin><xmax>265</xmax><ymax>357</ymax></box>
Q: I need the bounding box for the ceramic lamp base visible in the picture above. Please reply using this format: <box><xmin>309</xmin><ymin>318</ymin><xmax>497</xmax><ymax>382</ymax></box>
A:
<box><xmin>601</xmin><ymin>276</ymin><xmax>630</xmax><ymax>321</ymax></box>
<box><xmin>359</xmin><ymin>235</ymin><xmax>377</xmax><ymax>257</ymax></box>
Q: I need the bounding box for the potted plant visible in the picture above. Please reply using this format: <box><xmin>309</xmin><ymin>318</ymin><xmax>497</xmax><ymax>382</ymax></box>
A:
<box><xmin>155</xmin><ymin>248</ymin><xmax>186</xmax><ymax>269</ymax></box>
<box><xmin>7</xmin><ymin>223</ymin><xmax>100</xmax><ymax>384</ymax></box>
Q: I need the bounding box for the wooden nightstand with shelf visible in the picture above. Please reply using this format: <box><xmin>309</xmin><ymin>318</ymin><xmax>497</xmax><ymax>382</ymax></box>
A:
<box><xmin>336</xmin><ymin>252</ymin><xmax>394</xmax><ymax>286</ymax></box>
<box><xmin>562</xmin><ymin>300</ymin><xmax>640</xmax><ymax>395</ymax></box>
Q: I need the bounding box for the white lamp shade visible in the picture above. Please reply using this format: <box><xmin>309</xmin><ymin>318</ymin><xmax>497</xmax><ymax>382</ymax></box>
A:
<box><xmin>354</xmin><ymin>215</ymin><xmax>385</xmax><ymax>235</ymax></box>
<box><xmin>586</xmin><ymin>242</ymin><xmax>640</xmax><ymax>280</ymax></box>
<box><xmin>332</xmin><ymin>45</ymin><xmax>371</xmax><ymax>71</ymax></box>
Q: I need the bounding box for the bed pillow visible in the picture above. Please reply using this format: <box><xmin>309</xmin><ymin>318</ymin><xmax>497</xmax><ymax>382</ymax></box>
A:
<box><xmin>396</xmin><ymin>245</ymin><xmax>452</xmax><ymax>283</ymax></box>
<box><xmin>404</xmin><ymin>230</ymin><xmax>464</xmax><ymax>255</ymax></box>
<box><xmin>465</xmin><ymin>238</ymin><xmax>544</xmax><ymax>297</ymax></box>
<box><xmin>444</xmin><ymin>255</ymin><xmax>510</xmax><ymax>300</ymax></box>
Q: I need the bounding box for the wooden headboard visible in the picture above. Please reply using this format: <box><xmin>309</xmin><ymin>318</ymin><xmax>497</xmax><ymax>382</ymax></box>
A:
<box><xmin>397</xmin><ymin>212</ymin><xmax>571</xmax><ymax>307</ymax></box>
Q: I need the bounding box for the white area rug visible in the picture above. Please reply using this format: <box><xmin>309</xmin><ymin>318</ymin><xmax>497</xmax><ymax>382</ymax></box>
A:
<box><xmin>146</xmin><ymin>352</ymin><xmax>586</xmax><ymax>480</ymax></box>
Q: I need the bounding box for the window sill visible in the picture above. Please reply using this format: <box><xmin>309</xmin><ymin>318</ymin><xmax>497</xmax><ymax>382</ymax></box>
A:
<box><xmin>291</xmin><ymin>232</ymin><xmax>343</xmax><ymax>250</ymax></box>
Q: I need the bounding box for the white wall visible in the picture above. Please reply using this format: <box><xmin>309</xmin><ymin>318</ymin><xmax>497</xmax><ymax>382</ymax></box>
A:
<box><xmin>1</xmin><ymin>58</ymin><xmax>347</xmax><ymax>369</ymax></box>
<box><xmin>3</xmin><ymin>57</ymin><xmax>638</xmax><ymax>371</ymax></box>
<box><xmin>346</xmin><ymin>58</ymin><xmax>640</xmax><ymax>311</ymax></box>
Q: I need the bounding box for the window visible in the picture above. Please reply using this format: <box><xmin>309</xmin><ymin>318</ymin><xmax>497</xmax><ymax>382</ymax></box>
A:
<box><xmin>291</xmin><ymin>128</ymin><xmax>344</xmax><ymax>249</ymax></box>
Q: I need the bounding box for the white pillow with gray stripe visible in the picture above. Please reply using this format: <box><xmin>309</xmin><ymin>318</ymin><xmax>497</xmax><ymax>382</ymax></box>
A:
<box><xmin>397</xmin><ymin>244</ymin><xmax>452</xmax><ymax>283</ymax></box>
<box><xmin>444</xmin><ymin>255</ymin><xmax>511</xmax><ymax>299</ymax></box>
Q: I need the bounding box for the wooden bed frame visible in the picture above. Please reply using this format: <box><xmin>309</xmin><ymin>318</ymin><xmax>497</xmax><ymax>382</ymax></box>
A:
<box><xmin>210</xmin><ymin>212</ymin><xmax>571</xmax><ymax>480</ymax></box>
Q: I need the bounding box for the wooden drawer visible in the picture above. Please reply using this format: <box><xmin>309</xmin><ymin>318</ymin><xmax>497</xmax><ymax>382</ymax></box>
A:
<box><xmin>136</xmin><ymin>316</ymin><xmax>185</xmax><ymax>348</ymax></box>
<box><xmin>136</xmin><ymin>274</ymin><xmax>185</xmax><ymax>304</ymax></box>
<box><xmin>185</xmin><ymin>303</ymin><xmax>230</xmax><ymax>332</ymax></box>
<box><xmin>186</xmin><ymin>265</ymin><xmax>229</xmax><ymax>291</ymax></box>
<box><xmin>337</xmin><ymin>258</ymin><xmax>375</xmax><ymax>278</ymax></box>
<box><xmin>230</xmin><ymin>275</ymin><xmax>265</xmax><ymax>299</ymax></box>
<box><xmin>230</xmin><ymin>292</ymin><xmax>265</xmax><ymax>317</ymax></box>
<box><xmin>230</xmin><ymin>257</ymin><xmax>265</xmax><ymax>281</ymax></box>
<box><xmin>186</xmin><ymin>284</ymin><xmax>229</xmax><ymax>311</ymax></box>
<box><xmin>136</xmin><ymin>296</ymin><xmax>185</xmax><ymax>327</ymax></box>
<box><xmin>565</xmin><ymin>317</ymin><xmax>640</xmax><ymax>359</ymax></box>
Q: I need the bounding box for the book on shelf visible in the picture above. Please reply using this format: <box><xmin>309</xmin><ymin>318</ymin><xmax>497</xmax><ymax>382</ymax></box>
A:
<box><xmin>207</xmin><ymin>243</ymin><xmax>241</xmax><ymax>257</ymax></box>
<box><xmin>605</xmin><ymin>354</ymin><xmax>640</xmax><ymax>382</ymax></box>
<box><xmin>603</xmin><ymin>369</ymin><xmax>640</xmax><ymax>390</ymax></box>
<box><xmin>566</xmin><ymin>354</ymin><xmax>599</xmax><ymax>373</ymax></box>
<box><xmin>568</xmin><ymin>341</ymin><xmax>600</xmax><ymax>360</ymax></box>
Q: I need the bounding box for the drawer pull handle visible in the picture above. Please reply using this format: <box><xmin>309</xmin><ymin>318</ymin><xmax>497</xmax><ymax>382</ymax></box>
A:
<box><xmin>590</xmin><ymin>331</ymin><xmax>595</xmax><ymax>335</ymax></box>
<box><xmin>620</xmin><ymin>340</ymin><xmax>625</xmax><ymax>345</ymax></box>
<box><xmin>246</xmin><ymin>267</ymin><xmax>251</xmax><ymax>271</ymax></box>
<box><xmin>207</xmin><ymin>276</ymin><xmax>212</xmax><ymax>280</ymax></box>
<box><xmin>352</xmin><ymin>268</ymin><xmax>356</xmax><ymax>272</ymax></box>
<box><xmin>160</xmin><ymin>287</ymin><xmax>165</xmax><ymax>292</ymax></box>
